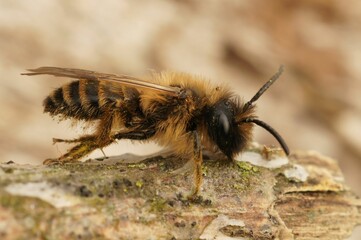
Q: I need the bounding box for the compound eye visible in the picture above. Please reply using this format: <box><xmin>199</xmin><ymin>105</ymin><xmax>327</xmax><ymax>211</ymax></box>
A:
<box><xmin>219</xmin><ymin>112</ymin><xmax>230</xmax><ymax>134</ymax></box>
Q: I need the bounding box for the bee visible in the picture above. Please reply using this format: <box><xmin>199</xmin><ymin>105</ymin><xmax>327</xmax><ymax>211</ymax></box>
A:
<box><xmin>22</xmin><ymin>66</ymin><xmax>289</xmax><ymax>198</ymax></box>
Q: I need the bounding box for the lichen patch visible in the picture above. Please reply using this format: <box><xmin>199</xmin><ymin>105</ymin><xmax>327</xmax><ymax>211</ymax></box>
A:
<box><xmin>283</xmin><ymin>164</ymin><xmax>309</xmax><ymax>182</ymax></box>
<box><xmin>4</xmin><ymin>182</ymin><xmax>81</xmax><ymax>208</ymax></box>
<box><xmin>235</xmin><ymin>151</ymin><xmax>288</xmax><ymax>169</ymax></box>
<box><xmin>200</xmin><ymin>214</ymin><xmax>246</xmax><ymax>240</ymax></box>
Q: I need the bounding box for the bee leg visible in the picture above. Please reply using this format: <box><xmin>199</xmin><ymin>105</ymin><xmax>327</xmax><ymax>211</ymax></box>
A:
<box><xmin>52</xmin><ymin>135</ymin><xmax>96</xmax><ymax>144</ymax></box>
<box><xmin>188</xmin><ymin>131</ymin><xmax>203</xmax><ymax>200</ymax></box>
<box><xmin>99</xmin><ymin>148</ymin><xmax>108</xmax><ymax>159</ymax></box>
<box><xmin>43</xmin><ymin>158</ymin><xmax>67</xmax><ymax>165</ymax></box>
<box><xmin>44</xmin><ymin>113</ymin><xmax>115</xmax><ymax>165</ymax></box>
<box><xmin>47</xmin><ymin>129</ymin><xmax>155</xmax><ymax>165</ymax></box>
<box><xmin>111</xmin><ymin>129</ymin><xmax>156</xmax><ymax>140</ymax></box>
<box><xmin>44</xmin><ymin>136</ymin><xmax>98</xmax><ymax>164</ymax></box>
<box><xmin>43</xmin><ymin>136</ymin><xmax>113</xmax><ymax>165</ymax></box>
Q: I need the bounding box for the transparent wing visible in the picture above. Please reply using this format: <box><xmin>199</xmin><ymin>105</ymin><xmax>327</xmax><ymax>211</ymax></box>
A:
<box><xmin>22</xmin><ymin>67</ymin><xmax>180</xmax><ymax>96</ymax></box>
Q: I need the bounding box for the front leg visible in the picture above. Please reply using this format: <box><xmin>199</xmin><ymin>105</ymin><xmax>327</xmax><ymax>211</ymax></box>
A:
<box><xmin>188</xmin><ymin>131</ymin><xmax>203</xmax><ymax>199</ymax></box>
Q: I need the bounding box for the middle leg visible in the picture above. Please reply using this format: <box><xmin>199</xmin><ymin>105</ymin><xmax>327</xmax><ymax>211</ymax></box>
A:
<box><xmin>111</xmin><ymin>129</ymin><xmax>156</xmax><ymax>140</ymax></box>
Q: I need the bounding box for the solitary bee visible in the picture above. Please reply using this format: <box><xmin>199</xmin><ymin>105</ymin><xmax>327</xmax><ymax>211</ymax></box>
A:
<box><xmin>23</xmin><ymin>66</ymin><xmax>289</xmax><ymax>197</ymax></box>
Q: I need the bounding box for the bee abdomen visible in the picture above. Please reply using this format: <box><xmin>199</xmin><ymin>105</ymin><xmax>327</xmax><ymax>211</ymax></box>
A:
<box><xmin>43</xmin><ymin>80</ymin><xmax>104</xmax><ymax>120</ymax></box>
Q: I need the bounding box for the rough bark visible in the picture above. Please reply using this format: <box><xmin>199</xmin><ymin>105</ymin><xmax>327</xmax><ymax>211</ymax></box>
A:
<box><xmin>0</xmin><ymin>146</ymin><xmax>360</xmax><ymax>240</ymax></box>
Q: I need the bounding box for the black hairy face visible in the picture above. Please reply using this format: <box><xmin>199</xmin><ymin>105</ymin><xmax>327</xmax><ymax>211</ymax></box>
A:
<box><xmin>205</xmin><ymin>99</ymin><xmax>246</xmax><ymax>159</ymax></box>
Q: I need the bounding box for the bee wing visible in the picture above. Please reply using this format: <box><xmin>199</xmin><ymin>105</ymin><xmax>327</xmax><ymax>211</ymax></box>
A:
<box><xmin>22</xmin><ymin>67</ymin><xmax>180</xmax><ymax>96</ymax></box>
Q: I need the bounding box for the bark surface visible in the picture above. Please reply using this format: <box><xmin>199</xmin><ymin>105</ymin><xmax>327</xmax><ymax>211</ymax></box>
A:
<box><xmin>0</xmin><ymin>147</ymin><xmax>360</xmax><ymax>239</ymax></box>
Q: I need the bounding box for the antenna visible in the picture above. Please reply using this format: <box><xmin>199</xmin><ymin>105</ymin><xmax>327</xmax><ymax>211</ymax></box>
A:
<box><xmin>243</xmin><ymin>65</ymin><xmax>284</xmax><ymax>111</ymax></box>
<box><xmin>240</xmin><ymin>118</ymin><xmax>290</xmax><ymax>155</ymax></box>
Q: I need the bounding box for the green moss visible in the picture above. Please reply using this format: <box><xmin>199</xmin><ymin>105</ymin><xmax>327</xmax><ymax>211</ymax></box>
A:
<box><xmin>0</xmin><ymin>192</ymin><xmax>28</xmax><ymax>211</ymax></box>
<box><xmin>236</xmin><ymin>162</ymin><xmax>260</xmax><ymax>176</ymax></box>
<box><xmin>149</xmin><ymin>197</ymin><xmax>168</xmax><ymax>212</ymax></box>
<box><xmin>127</xmin><ymin>163</ymin><xmax>147</xmax><ymax>169</ymax></box>
<box><xmin>237</xmin><ymin>161</ymin><xmax>257</xmax><ymax>172</ymax></box>
<box><xmin>0</xmin><ymin>193</ymin><xmax>55</xmax><ymax>238</ymax></box>
<box><xmin>232</xmin><ymin>162</ymin><xmax>262</xmax><ymax>192</ymax></box>
<box><xmin>251</xmin><ymin>166</ymin><xmax>259</xmax><ymax>173</ymax></box>
<box><xmin>233</xmin><ymin>183</ymin><xmax>245</xmax><ymax>191</ymax></box>
<box><xmin>135</xmin><ymin>180</ymin><xmax>144</xmax><ymax>188</ymax></box>
<box><xmin>158</xmin><ymin>162</ymin><xmax>166</xmax><ymax>171</ymax></box>
<box><xmin>236</xmin><ymin>161</ymin><xmax>252</xmax><ymax>171</ymax></box>
<box><xmin>202</xmin><ymin>165</ymin><xmax>209</xmax><ymax>177</ymax></box>
<box><xmin>2</xmin><ymin>167</ymin><xmax>14</xmax><ymax>174</ymax></box>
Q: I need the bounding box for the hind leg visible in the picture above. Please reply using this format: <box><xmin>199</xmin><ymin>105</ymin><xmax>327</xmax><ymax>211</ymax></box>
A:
<box><xmin>52</xmin><ymin>135</ymin><xmax>110</xmax><ymax>159</ymax></box>
<box><xmin>44</xmin><ymin>112</ymin><xmax>115</xmax><ymax>165</ymax></box>
<box><xmin>44</xmin><ymin>135</ymin><xmax>113</xmax><ymax>165</ymax></box>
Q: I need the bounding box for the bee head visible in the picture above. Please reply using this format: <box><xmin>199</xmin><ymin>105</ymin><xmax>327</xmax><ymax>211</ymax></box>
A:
<box><xmin>206</xmin><ymin>66</ymin><xmax>289</xmax><ymax>159</ymax></box>
<box><xmin>205</xmin><ymin>99</ymin><xmax>253</xmax><ymax>159</ymax></box>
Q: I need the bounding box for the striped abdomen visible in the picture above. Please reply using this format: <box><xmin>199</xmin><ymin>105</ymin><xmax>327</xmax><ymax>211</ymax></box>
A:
<box><xmin>43</xmin><ymin>80</ymin><xmax>136</xmax><ymax>120</ymax></box>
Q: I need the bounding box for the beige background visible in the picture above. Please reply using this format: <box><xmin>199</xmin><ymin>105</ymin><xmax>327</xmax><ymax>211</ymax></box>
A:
<box><xmin>1</xmin><ymin>1</ymin><xmax>361</xmax><ymax>237</ymax></box>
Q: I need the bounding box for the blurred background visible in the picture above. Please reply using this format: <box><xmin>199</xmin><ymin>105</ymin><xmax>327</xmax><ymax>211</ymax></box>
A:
<box><xmin>0</xmin><ymin>1</ymin><xmax>360</xmax><ymax>235</ymax></box>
